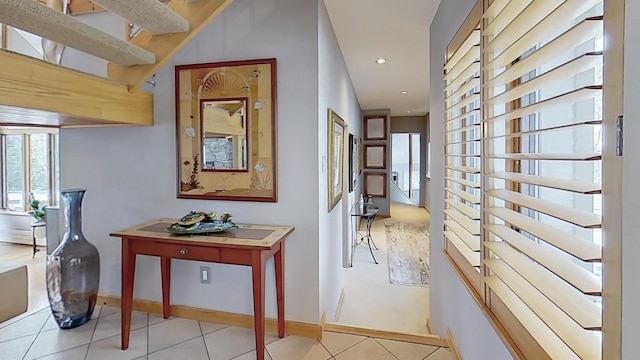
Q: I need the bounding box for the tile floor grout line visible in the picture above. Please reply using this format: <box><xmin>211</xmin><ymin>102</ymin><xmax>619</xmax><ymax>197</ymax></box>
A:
<box><xmin>146</xmin><ymin>333</ymin><xmax>204</xmax><ymax>356</ymax></box>
<box><xmin>146</xmin><ymin>311</ymin><xmax>150</xmax><ymax>357</ymax></box>
<box><xmin>198</xmin><ymin>322</ymin><xmax>212</xmax><ymax>360</ymax></box>
<box><xmin>420</xmin><ymin>345</ymin><xmax>440</xmax><ymax>359</ymax></box>
<box><xmin>21</xmin><ymin>308</ymin><xmax>55</xmax><ymax>360</ymax></box>
<box><xmin>322</xmin><ymin>334</ymin><xmax>369</xmax><ymax>358</ymax></box>
<box><xmin>82</xmin><ymin>305</ymin><xmax>105</xmax><ymax>360</ymax></box>
<box><xmin>372</xmin><ymin>337</ymin><xmax>401</xmax><ymax>360</ymax></box>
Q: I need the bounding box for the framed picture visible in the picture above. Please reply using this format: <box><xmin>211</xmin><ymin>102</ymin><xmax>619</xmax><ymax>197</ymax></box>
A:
<box><xmin>365</xmin><ymin>173</ymin><xmax>387</xmax><ymax>198</ymax></box>
<box><xmin>175</xmin><ymin>58</ymin><xmax>277</xmax><ymax>202</ymax></box>
<box><xmin>364</xmin><ymin>115</ymin><xmax>387</xmax><ymax>140</ymax></box>
<box><xmin>364</xmin><ymin>144</ymin><xmax>387</xmax><ymax>169</ymax></box>
<box><xmin>328</xmin><ymin>109</ymin><xmax>347</xmax><ymax>211</ymax></box>
<box><xmin>348</xmin><ymin>134</ymin><xmax>358</xmax><ymax>192</ymax></box>
<box><xmin>358</xmin><ymin>138</ymin><xmax>363</xmax><ymax>175</ymax></box>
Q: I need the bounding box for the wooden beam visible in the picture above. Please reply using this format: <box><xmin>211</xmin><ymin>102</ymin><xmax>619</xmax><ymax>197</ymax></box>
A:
<box><xmin>107</xmin><ymin>0</ymin><xmax>235</xmax><ymax>90</ymax></box>
<box><xmin>0</xmin><ymin>49</ymin><xmax>153</xmax><ymax>127</ymax></box>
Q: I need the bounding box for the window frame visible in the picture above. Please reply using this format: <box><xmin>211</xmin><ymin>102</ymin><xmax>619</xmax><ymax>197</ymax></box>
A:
<box><xmin>0</xmin><ymin>128</ymin><xmax>58</xmax><ymax>212</ymax></box>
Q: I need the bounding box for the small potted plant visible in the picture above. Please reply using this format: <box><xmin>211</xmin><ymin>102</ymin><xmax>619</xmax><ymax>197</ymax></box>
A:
<box><xmin>27</xmin><ymin>193</ymin><xmax>46</xmax><ymax>223</ymax></box>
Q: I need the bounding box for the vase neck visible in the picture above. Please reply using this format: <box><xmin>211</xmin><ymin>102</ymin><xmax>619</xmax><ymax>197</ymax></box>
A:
<box><xmin>62</xmin><ymin>189</ymin><xmax>85</xmax><ymax>239</ymax></box>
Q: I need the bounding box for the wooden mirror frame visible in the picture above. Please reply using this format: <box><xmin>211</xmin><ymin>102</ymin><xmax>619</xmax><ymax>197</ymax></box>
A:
<box><xmin>175</xmin><ymin>58</ymin><xmax>277</xmax><ymax>202</ymax></box>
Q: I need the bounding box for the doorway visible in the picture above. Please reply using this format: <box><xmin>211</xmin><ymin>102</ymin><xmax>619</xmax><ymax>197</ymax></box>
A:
<box><xmin>391</xmin><ymin>133</ymin><xmax>421</xmax><ymax>206</ymax></box>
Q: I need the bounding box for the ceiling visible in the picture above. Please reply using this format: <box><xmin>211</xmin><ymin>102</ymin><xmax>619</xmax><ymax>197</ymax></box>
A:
<box><xmin>324</xmin><ymin>0</ymin><xmax>441</xmax><ymax>117</ymax></box>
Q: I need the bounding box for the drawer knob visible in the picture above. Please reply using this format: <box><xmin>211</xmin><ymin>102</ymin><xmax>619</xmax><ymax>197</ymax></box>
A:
<box><xmin>179</xmin><ymin>248</ymin><xmax>189</xmax><ymax>255</ymax></box>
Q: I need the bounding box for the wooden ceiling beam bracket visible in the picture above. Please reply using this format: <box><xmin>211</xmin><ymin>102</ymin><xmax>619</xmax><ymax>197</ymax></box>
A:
<box><xmin>107</xmin><ymin>0</ymin><xmax>236</xmax><ymax>91</ymax></box>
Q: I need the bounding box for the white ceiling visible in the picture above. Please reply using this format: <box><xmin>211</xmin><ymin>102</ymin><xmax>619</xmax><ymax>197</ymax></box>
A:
<box><xmin>324</xmin><ymin>0</ymin><xmax>441</xmax><ymax>117</ymax></box>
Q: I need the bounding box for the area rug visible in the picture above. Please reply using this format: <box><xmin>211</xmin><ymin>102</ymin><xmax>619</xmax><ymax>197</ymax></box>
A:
<box><xmin>384</xmin><ymin>222</ymin><xmax>430</xmax><ymax>286</ymax></box>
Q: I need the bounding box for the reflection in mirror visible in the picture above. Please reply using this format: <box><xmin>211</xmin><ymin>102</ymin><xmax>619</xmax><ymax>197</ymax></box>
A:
<box><xmin>200</xmin><ymin>99</ymin><xmax>248</xmax><ymax>171</ymax></box>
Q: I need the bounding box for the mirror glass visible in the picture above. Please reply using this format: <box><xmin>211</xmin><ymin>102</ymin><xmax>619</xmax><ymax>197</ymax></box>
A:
<box><xmin>201</xmin><ymin>99</ymin><xmax>248</xmax><ymax>171</ymax></box>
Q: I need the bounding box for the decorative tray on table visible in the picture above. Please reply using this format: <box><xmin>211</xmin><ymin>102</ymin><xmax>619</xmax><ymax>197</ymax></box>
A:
<box><xmin>166</xmin><ymin>211</ymin><xmax>237</xmax><ymax>235</ymax></box>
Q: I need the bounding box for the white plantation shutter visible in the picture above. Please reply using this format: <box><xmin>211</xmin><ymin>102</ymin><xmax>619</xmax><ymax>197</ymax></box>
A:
<box><xmin>443</xmin><ymin>24</ymin><xmax>482</xmax><ymax>286</ymax></box>
<box><xmin>482</xmin><ymin>0</ymin><xmax>603</xmax><ymax>358</ymax></box>
<box><xmin>444</xmin><ymin>0</ymin><xmax>605</xmax><ymax>358</ymax></box>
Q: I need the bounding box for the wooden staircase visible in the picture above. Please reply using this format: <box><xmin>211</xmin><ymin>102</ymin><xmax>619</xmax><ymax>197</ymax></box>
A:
<box><xmin>0</xmin><ymin>0</ymin><xmax>235</xmax><ymax>127</ymax></box>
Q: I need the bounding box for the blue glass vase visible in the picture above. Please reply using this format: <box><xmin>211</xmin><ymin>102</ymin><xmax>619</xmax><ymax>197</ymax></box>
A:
<box><xmin>46</xmin><ymin>189</ymin><xmax>100</xmax><ymax>329</ymax></box>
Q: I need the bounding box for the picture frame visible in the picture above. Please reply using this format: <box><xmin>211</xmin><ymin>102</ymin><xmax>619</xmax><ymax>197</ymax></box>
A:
<box><xmin>364</xmin><ymin>144</ymin><xmax>387</xmax><ymax>169</ymax></box>
<box><xmin>358</xmin><ymin>138</ymin><xmax>363</xmax><ymax>175</ymax></box>
<box><xmin>328</xmin><ymin>109</ymin><xmax>347</xmax><ymax>211</ymax></box>
<box><xmin>175</xmin><ymin>58</ymin><xmax>277</xmax><ymax>202</ymax></box>
<box><xmin>348</xmin><ymin>134</ymin><xmax>358</xmax><ymax>192</ymax></box>
<box><xmin>365</xmin><ymin>173</ymin><xmax>387</xmax><ymax>198</ymax></box>
<box><xmin>364</xmin><ymin>115</ymin><xmax>387</xmax><ymax>140</ymax></box>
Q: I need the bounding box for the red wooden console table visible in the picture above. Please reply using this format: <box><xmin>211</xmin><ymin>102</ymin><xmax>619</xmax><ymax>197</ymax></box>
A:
<box><xmin>111</xmin><ymin>219</ymin><xmax>294</xmax><ymax>360</ymax></box>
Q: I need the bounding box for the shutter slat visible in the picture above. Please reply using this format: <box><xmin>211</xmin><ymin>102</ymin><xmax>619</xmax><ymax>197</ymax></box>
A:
<box><xmin>487</xmin><ymin>189</ymin><xmax>601</xmax><ymax>228</ymax></box>
<box><xmin>445</xmin><ymin>209</ymin><xmax>480</xmax><ymax>236</ymax></box>
<box><xmin>445</xmin><ymin>176</ymin><xmax>481</xmax><ymax>189</ymax></box>
<box><xmin>487</xmin><ymin>172</ymin><xmax>601</xmax><ymax>194</ymax></box>
<box><xmin>488</xmin><ymin>52</ymin><xmax>602</xmax><ymax>106</ymax></box>
<box><xmin>446</xmin><ymin>93</ymin><xmax>480</xmax><ymax>114</ymax></box>
<box><xmin>445</xmin><ymin>187</ymin><xmax>480</xmax><ymax>204</ymax></box>
<box><xmin>446</xmin><ymin>123</ymin><xmax>480</xmax><ymax>134</ymax></box>
<box><xmin>486</xmin><ymin>86</ymin><xmax>602</xmax><ymax>124</ymax></box>
<box><xmin>483</xmin><ymin>0</ymin><xmax>510</xmax><ymax>19</ymax></box>
<box><xmin>484</xmin><ymin>18</ymin><xmax>603</xmax><ymax>87</ymax></box>
<box><xmin>445</xmin><ymin>198</ymin><xmax>481</xmax><ymax>221</ymax></box>
<box><xmin>445</xmin><ymin>61</ymin><xmax>480</xmax><ymax>93</ymax></box>
<box><xmin>444</xmin><ymin>231</ymin><xmax>480</xmax><ymax>267</ymax></box>
<box><xmin>445</xmin><ymin>30</ymin><xmax>480</xmax><ymax>72</ymax></box>
<box><xmin>445</xmin><ymin>165</ymin><xmax>481</xmax><ymax>174</ymax></box>
<box><xmin>485</xmin><ymin>153</ymin><xmax>601</xmax><ymax>161</ymax></box>
<box><xmin>486</xmin><ymin>120</ymin><xmax>602</xmax><ymax>140</ymax></box>
<box><xmin>445</xmin><ymin>46</ymin><xmax>480</xmax><ymax>82</ymax></box>
<box><xmin>485</xmin><ymin>228</ymin><xmax>602</xmax><ymax>296</ymax></box>
<box><xmin>484</xmin><ymin>252</ymin><xmax>602</xmax><ymax>332</ymax></box>
<box><xmin>487</xmin><ymin>207</ymin><xmax>601</xmax><ymax>262</ymax></box>
<box><xmin>445</xmin><ymin>220</ymin><xmax>480</xmax><ymax>251</ymax></box>
<box><xmin>484</xmin><ymin>0</ymin><xmax>533</xmax><ymax>39</ymax></box>
<box><xmin>485</xmin><ymin>0</ymin><xmax>601</xmax><ymax>57</ymax></box>
<box><xmin>484</xmin><ymin>276</ymin><xmax>582</xmax><ymax>360</ymax></box>
<box><xmin>445</xmin><ymin>109</ymin><xmax>480</xmax><ymax>124</ymax></box>
<box><xmin>446</xmin><ymin>76</ymin><xmax>480</xmax><ymax>103</ymax></box>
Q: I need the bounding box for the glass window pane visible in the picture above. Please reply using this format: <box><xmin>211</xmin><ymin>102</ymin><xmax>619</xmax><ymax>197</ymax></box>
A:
<box><xmin>30</xmin><ymin>133</ymin><xmax>49</xmax><ymax>204</ymax></box>
<box><xmin>6</xmin><ymin>135</ymin><xmax>24</xmax><ymax>211</ymax></box>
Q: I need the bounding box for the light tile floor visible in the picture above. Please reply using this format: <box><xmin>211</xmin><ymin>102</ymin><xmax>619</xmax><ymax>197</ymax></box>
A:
<box><xmin>0</xmin><ymin>305</ymin><xmax>452</xmax><ymax>360</ymax></box>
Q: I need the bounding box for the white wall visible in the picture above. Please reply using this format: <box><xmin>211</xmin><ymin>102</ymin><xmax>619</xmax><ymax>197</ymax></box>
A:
<box><xmin>429</xmin><ymin>1</ymin><xmax>512</xmax><ymax>359</ymax></box>
<box><xmin>59</xmin><ymin>0</ymin><xmax>322</xmax><ymax>324</ymax></box>
<box><xmin>317</xmin><ymin>0</ymin><xmax>362</xmax><ymax>321</ymax></box>
<box><xmin>622</xmin><ymin>1</ymin><xmax>640</xmax><ymax>357</ymax></box>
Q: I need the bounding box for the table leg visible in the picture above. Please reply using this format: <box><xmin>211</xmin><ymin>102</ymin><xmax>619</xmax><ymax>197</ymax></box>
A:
<box><xmin>274</xmin><ymin>242</ymin><xmax>285</xmax><ymax>338</ymax></box>
<box><xmin>121</xmin><ymin>238</ymin><xmax>136</xmax><ymax>350</ymax></box>
<box><xmin>161</xmin><ymin>257</ymin><xmax>171</xmax><ymax>319</ymax></box>
<box><xmin>251</xmin><ymin>251</ymin><xmax>266</xmax><ymax>360</ymax></box>
<box><xmin>32</xmin><ymin>227</ymin><xmax>37</xmax><ymax>258</ymax></box>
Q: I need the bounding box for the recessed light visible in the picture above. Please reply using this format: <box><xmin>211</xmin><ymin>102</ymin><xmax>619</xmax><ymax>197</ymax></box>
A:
<box><xmin>400</xmin><ymin>91</ymin><xmax>408</xmax><ymax>95</ymax></box>
<box><xmin>407</xmin><ymin>111</ymin><xmax>412</xmax><ymax>114</ymax></box>
<box><xmin>375</xmin><ymin>58</ymin><xmax>386</xmax><ymax>64</ymax></box>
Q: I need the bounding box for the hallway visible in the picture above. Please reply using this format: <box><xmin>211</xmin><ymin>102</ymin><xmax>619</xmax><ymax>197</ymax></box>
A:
<box><xmin>332</xmin><ymin>202</ymin><xmax>430</xmax><ymax>335</ymax></box>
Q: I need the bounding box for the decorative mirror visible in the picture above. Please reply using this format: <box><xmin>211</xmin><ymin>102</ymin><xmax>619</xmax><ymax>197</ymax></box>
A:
<box><xmin>175</xmin><ymin>59</ymin><xmax>277</xmax><ymax>202</ymax></box>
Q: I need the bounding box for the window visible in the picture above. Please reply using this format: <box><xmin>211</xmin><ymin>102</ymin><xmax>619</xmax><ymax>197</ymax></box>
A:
<box><xmin>443</xmin><ymin>0</ymin><xmax>604</xmax><ymax>358</ymax></box>
<box><xmin>1</xmin><ymin>128</ymin><xmax>58</xmax><ymax>212</ymax></box>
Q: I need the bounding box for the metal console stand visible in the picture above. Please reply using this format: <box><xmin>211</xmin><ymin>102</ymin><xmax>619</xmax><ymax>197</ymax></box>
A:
<box><xmin>350</xmin><ymin>202</ymin><xmax>380</xmax><ymax>264</ymax></box>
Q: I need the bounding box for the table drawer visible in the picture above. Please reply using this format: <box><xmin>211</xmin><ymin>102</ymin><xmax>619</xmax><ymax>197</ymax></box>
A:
<box><xmin>131</xmin><ymin>241</ymin><xmax>220</xmax><ymax>262</ymax></box>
